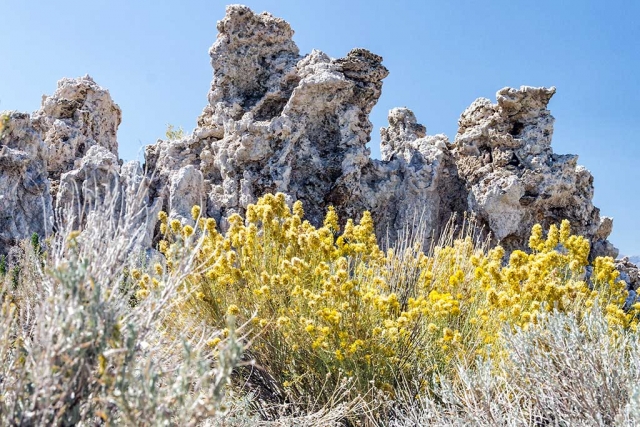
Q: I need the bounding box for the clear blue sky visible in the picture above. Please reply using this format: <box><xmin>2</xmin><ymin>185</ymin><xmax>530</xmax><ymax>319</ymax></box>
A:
<box><xmin>1</xmin><ymin>0</ymin><xmax>639</xmax><ymax>254</ymax></box>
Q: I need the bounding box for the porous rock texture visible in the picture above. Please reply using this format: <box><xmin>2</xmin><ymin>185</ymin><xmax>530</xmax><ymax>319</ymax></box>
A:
<box><xmin>56</xmin><ymin>144</ymin><xmax>160</xmax><ymax>250</ymax></box>
<box><xmin>0</xmin><ymin>75</ymin><xmax>157</xmax><ymax>256</ymax></box>
<box><xmin>44</xmin><ymin>80</ymin><xmax>159</xmax><ymax>249</ymax></box>
<box><xmin>617</xmin><ymin>257</ymin><xmax>640</xmax><ymax>291</ymax></box>
<box><xmin>0</xmin><ymin>4</ymin><xmax>622</xmax><ymax>263</ymax></box>
<box><xmin>145</xmin><ymin>5</ymin><xmax>466</xmax><ymax>248</ymax></box>
<box><xmin>0</xmin><ymin>112</ymin><xmax>53</xmax><ymax>253</ymax></box>
<box><xmin>144</xmin><ymin>5</ymin><xmax>615</xmax><ymax>258</ymax></box>
<box><xmin>33</xmin><ymin>75</ymin><xmax>121</xmax><ymax>187</ymax></box>
<box><xmin>452</xmin><ymin>86</ymin><xmax>616</xmax><ymax>257</ymax></box>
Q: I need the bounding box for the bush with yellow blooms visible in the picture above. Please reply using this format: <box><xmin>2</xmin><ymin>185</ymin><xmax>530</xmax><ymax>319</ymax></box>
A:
<box><xmin>0</xmin><ymin>113</ymin><xmax>9</xmax><ymax>136</ymax></box>
<box><xmin>142</xmin><ymin>193</ymin><xmax>637</xmax><ymax>408</ymax></box>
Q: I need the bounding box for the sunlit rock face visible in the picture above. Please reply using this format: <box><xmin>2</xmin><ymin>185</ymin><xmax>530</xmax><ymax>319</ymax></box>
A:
<box><xmin>145</xmin><ymin>5</ymin><xmax>464</xmax><ymax>249</ymax></box>
<box><xmin>452</xmin><ymin>86</ymin><xmax>616</xmax><ymax>258</ymax></box>
<box><xmin>33</xmin><ymin>75</ymin><xmax>121</xmax><ymax>187</ymax></box>
<box><xmin>0</xmin><ymin>76</ymin><xmax>151</xmax><ymax>256</ymax></box>
<box><xmin>145</xmin><ymin>4</ymin><xmax>614</xmax><ymax>256</ymax></box>
<box><xmin>0</xmin><ymin>4</ymin><xmax>619</xmax><ymax>261</ymax></box>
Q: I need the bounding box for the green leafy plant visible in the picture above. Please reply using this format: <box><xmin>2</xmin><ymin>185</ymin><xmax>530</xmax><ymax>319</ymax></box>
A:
<box><xmin>0</xmin><ymin>255</ymin><xmax>6</xmax><ymax>277</ymax></box>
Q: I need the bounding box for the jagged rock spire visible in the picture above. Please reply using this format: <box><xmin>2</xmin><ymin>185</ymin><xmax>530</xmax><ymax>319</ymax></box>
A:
<box><xmin>0</xmin><ymin>5</ymin><xmax>618</xmax><ymax>261</ymax></box>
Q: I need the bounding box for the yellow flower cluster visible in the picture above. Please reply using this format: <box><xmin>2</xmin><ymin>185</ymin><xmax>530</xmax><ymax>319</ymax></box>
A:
<box><xmin>128</xmin><ymin>265</ymin><xmax>163</xmax><ymax>301</ymax></box>
<box><xmin>154</xmin><ymin>194</ymin><xmax>637</xmax><ymax>402</ymax></box>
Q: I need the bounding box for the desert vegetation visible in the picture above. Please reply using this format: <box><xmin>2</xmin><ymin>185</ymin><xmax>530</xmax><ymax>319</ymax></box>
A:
<box><xmin>2</xmin><ymin>183</ymin><xmax>640</xmax><ymax>426</ymax></box>
<box><xmin>2</xmin><ymin>3</ymin><xmax>637</xmax><ymax>425</ymax></box>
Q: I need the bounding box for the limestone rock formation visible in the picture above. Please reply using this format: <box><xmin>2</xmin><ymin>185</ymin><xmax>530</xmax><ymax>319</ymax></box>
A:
<box><xmin>452</xmin><ymin>86</ymin><xmax>617</xmax><ymax>258</ymax></box>
<box><xmin>617</xmin><ymin>257</ymin><xmax>640</xmax><ymax>290</ymax></box>
<box><xmin>0</xmin><ymin>76</ymin><xmax>153</xmax><ymax>256</ymax></box>
<box><xmin>0</xmin><ymin>4</ymin><xmax>623</xmax><ymax>264</ymax></box>
<box><xmin>380</xmin><ymin>108</ymin><xmax>427</xmax><ymax>161</ymax></box>
<box><xmin>55</xmin><ymin>143</ymin><xmax>160</xmax><ymax>250</ymax></box>
<box><xmin>373</xmin><ymin>108</ymin><xmax>467</xmax><ymax>243</ymax></box>
<box><xmin>0</xmin><ymin>112</ymin><xmax>53</xmax><ymax>254</ymax></box>
<box><xmin>56</xmin><ymin>145</ymin><xmax>122</xmax><ymax>229</ymax></box>
<box><xmin>146</xmin><ymin>5</ymin><xmax>614</xmax><ymax>257</ymax></box>
<box><xmin>146</xmin><ymin>5</ymin><xmax>462</xmax><ymax>249</ymax></box>
<box><xmin>33</xmin><ymin>75</ymin><xmax>121</xmax><ymax>187</ymax></box>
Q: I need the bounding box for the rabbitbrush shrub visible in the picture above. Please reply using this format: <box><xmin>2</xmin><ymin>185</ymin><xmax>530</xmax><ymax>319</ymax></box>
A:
<box><xmin>151</xmin><ymin>192</ymin><xmax>638</xmax><ymax>420</ymax></box>
<box><xmin>3</xmin><ymin>178</ymin><xmax>639</xmax><ymax>425</ymax></box>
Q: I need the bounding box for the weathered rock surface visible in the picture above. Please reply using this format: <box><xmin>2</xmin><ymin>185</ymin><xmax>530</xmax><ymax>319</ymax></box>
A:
<box><xmin>618</xmin><ymin>257</ymin><xmax>640</xmax><ymax>310</ymax></box>
<box><xmin>56</xmin><ymin>145</ymin><xmax>122</xmax><ymax>229</ymax></box>
<box><xmin>145</xmin><ymin>5</ymin><xmax>463</xmax><ymax>248</ymax></box>
<box><xmin>55</xmin><ymin>144</ymin><xmax>161</xmax><ymax>250</ymax></box>
<box><xmin>33</xmin><ymin>75</ymin><xmax>121</xmax><ymax>186</ymax></box>
<box><xmin>452</xmin><ymin>86</ymin><xmax>617</xmax><ymax>258</ymax></box>
<box><xmin>145</xmin><ymin>5</ymin><xmax>614</xmax><ymax>256</ymax></box>
<box><xmin>617</xmin><ymin>257</ymin><xmax>640</xmax><ymax>290</ymax></box>
<box><xmin>0</xmin><ymin>112</ymin><xmax>53</xmax><ymax>254</ymax></box>
<box><xmin>0</xmin><ymin>77</ymin><xmax>147</xmax><ymax>255</ymax></box>
<box><xmin>0</xmin><ymin>4</ymin><xmax>624</xmax><ymax>264</ymax></box>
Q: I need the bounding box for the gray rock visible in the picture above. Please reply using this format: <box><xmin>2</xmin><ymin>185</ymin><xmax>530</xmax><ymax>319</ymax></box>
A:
<box><xmin>452</xmin><ymin>86</ymin><xmax>617</xmax><ymax>257</ymax></box>
<box><xmin>56</xmin><ymin>145</ymin><xmax>121</xmax><ymax>229</ymax></box>
<box><xmin>628</xmin><ymin>256</ymin><xmax>640</xmax><ymax>265</ymax></box>
<box><xmin>146</xmin><ymin>5</ymin><xmax>461</xmax><ymax>248</ymax></box>
<box><xmin>0</xmin><ymin>4</ymin><xmax>621</xmax><ymax>261</ymax></box>
<box><xmin>33</xmin><ymin>75</ymin><xmax>121</xmax><ymax>187</ymax></box>
<box><xmin>624</xmin><ymin>289</ymin><xmax>638</xmax><ymax>311</ymax></box>
<box><xmin>616</xmin><ymin>257</ymin><xmax>640</xmax><ymax>291</ymax></box>
<box><xmin>0</xmin><ymin>112</ymin><xmax>53</xmax><ymax>255</ymax></box>
<box><xmin>119</xmin><ymin>161</ymin><xmax>163</xmax><ymax>249</ymax></box>
<box><xmin>56</xmin><ymin>145</ymin><xmax>160</xmax><ymax>251</ymax></box>
<box><xmin>169</xmin><ymin>165</ymin><xmax>205</xmax><ymax>225</ymax></box>
<box><xmin>380</xmin><ymin>108</ymin><xmax>427</xmax><ymax>162</ymax></box>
